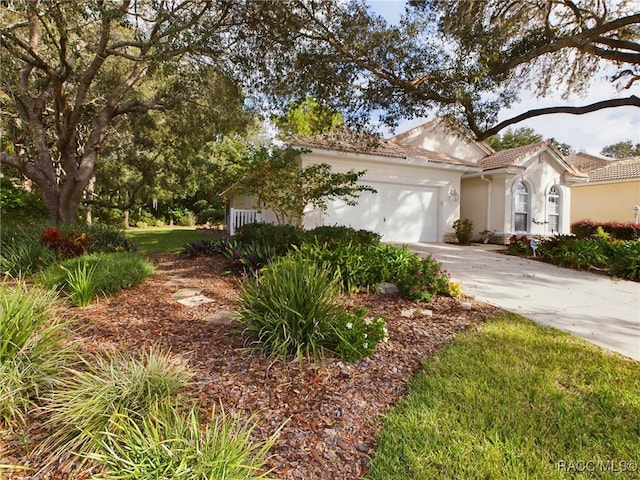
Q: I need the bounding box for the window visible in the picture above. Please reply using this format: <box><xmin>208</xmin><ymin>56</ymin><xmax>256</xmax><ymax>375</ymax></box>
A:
<box><xmin>514</xmin><ymin>182</ymin><xmax>529</xmax><ymax>232</ymax></box>
<box><xmin>547</xmin><ymin>185</ymin><xmax>560</xmax><ymax>233</ymax></box>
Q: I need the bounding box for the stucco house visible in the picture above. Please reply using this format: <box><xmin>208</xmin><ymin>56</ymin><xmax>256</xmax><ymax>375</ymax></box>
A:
<box><xmin>567</xmin><ymin>153</ymin><xmax>640</xmax><ymax>224</ymax></box>
<box><xmin>229</xmin><ymin>117</ymin><xmax>591</xmax><ymax>243</ymax></box>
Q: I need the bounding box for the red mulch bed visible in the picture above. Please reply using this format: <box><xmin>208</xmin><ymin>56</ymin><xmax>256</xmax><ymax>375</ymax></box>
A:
<box><xmin>1</xmin><ymin>253</ymin><xmax>499</xmax><ymax>480</ymax></box>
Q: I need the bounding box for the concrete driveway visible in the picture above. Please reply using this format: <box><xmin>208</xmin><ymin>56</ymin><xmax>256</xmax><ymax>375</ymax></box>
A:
<box><xmin>408</xmin><ymin>243</ymin><xmax>640</xmax><ymax>362</ymax></box>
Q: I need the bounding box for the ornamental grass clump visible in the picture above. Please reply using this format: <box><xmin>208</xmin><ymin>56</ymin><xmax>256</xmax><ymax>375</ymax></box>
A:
<box><xmin>91</xmin><ymin>403</ymin><xmax>279</xmax><ymax>480</ymax></box>
<box><xmin>237</xmin><ymin>255</ymin><xmax>342</xmax><ymax>363</ymax></box>
<box><xmin>39</xmin><ymin>348</ymin><xmax>193</xmax><ymax>465</ymax></box>
<box><xmin>0</xmin><ymin>282</ymin><xmax>68</xmax><ymax>429</ymax></box>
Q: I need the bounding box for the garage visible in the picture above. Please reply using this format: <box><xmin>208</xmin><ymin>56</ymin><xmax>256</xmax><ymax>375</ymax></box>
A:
<box><xmin>322</xmin><ymin>181</ymin><xmax>440</xmax><ymax>243</ymax></box>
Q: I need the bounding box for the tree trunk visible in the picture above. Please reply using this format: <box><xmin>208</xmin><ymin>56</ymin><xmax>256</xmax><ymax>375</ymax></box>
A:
<box><xmin>123</xmin><ymin>209</ymin><xmax>130</xmax><ymax>228</ymax></box>
<box><xmin>85</xmin><ymin>176</ymin><xmax>96</xmax><ymax>224</ymax></box>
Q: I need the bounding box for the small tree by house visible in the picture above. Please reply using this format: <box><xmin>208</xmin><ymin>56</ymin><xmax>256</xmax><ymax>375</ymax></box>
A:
<box><xmin>236</xmin><ymin>147</ymin><xmax>374</xmax><ymax>229</ymax></box>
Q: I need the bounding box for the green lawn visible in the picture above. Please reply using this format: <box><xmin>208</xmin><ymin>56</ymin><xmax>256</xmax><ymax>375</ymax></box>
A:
<box><xmin>367</xmin><ymin>313</ymin><xmax>640</xmax><ymax>480</ymax></box>
<box><xmin>124</xmin><ymin>227</ymin><xmax>211</xmax><ymax>254</ymax></box>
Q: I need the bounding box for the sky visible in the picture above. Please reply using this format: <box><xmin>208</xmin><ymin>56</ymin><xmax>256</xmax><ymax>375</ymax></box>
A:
<box><xmin>366</xmin><ymin>0</ymin><xmax>640</xmax><ymax>156</ymax></box>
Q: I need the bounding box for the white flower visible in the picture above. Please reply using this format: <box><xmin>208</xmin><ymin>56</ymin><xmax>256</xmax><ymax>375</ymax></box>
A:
<box><xmin>364</xmin><ymin>316</ymin><xmax>373</xmax><ymax>325</ymax></box>
<box><xmin>362</xmin><ymin>342</ymin><xmax>368</xmax><ymax>349</ymax></box>
<box><xmin>363</xmin><ymin>333</ymin><xmax>368</xmax><ymax>338</ymax></box>
<box><xmin>346</xmin><ymin>322</ymin><xmax>353</xmax><ymax>329</ymax></box>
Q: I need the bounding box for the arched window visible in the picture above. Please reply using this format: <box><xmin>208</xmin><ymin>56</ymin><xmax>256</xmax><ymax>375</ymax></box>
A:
<box><xmin>547</xmin><ymin>185</ymin><xmax>560</xmax><ymax>233</ymax></box>
<box><xmin>514</xmin><ymin>182</ymin><xmax>529</xmax><ymax>232</ymax></box>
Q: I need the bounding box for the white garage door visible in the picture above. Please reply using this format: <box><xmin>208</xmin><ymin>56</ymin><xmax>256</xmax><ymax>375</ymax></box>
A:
<box><xmin>323</xmin><ymin>182</ymin><xmax>439</xmax><ymax>243</ymax></box>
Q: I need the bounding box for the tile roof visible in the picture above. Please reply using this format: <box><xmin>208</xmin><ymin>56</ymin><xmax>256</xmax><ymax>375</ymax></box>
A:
<box><xmin>477</xmin><ymin>142</ymin><xmax>548</xmax><ymax>169</ymax></box>
<box><xmin>293</xmin><ymin>131</ymin><xmax>479</xmax><ymax>168</ymax></box>
<box><xmin>587</xmin><ymin>156</ymin><xmax>640</xmax><ymax>182</ymax></box>
<box><xmin>476</xmin><ymin>142</ymin><xmax>585</xmax><ymax>176</ymax></box>
<box><xmin>565</xmin><ymin>152</ymin><xmax>612</xmax><ymax>172</ymax></box>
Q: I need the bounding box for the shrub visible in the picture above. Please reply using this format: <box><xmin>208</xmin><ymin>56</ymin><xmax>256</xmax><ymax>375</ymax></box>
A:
<box><xmin>606</xmin><ymin>239</ymin><xmax>640</xmax><ymax>281</ymax></box>
<box><xmin>393</xmin><ymin>254</ymin><xmax>451</xmax><ymax>303</ymax></box>
<box><xmin>38</xmin><ymin>252</ymin><xmax>154</xmax><ymax>301</ymax></box>
<box><xmin>41</xmin><ymin>227</ymin><xmax>90</xmax><ymax>258</ymax></box>
<box><xmin>91</xmin><ymin>403</ymin><xmax>278</xmax><ymax>480</ymax></box>
<box><xmin>538</xmin><ymin>237</ymin><xmax>608</xmax><ymax>270</ymax></box>
<box><xmin>61</xmin><ymin>261</ymin><xmax>99</xmax><ymax>307</ymax></box>
<box><xmin>0</xmin><ymin>236</ymin><xmax>55</xmax><ymax>277</ymax></box>
<box><xmin>223</xmin><ymin>241</ymin><xmax>277</xmax><ymax>276</ymax></box>
<box><xmin>177</xmin><ymin>211</ymin><xmax>196</xmax><ymax>227</ymax></box>
<box><xmin>39</xmin><ymin>348</ymin><xmax>193</xmax><ymax>465</ymax></box>
<box><xmin>179</xmin><ymin>238</ymin><xmax>232</xmax><ymax>258</ymax></box>
<box><xmin>236</xmin><ymin>255</ymin><xmax>341</xmax><ymax>363</ymax></box>
<box><xmin>507</xmin><ymin>235</ymin><xmax>530</xmax><ymax>255</ymax></box>
<box><xmin>571</xmin><ymin>220</ymin><xmax>638</xmax><ymax>240</ymax></box>
<box><xmin>452</xmin><ymin>218</ymin><xmax>473</xmax><ymax>244</ymax></box>
<box><xmin>0</xmin><ymin>283</ymin><xmax>68</xmax><ymax>429</ymax></box>
<box><xmin>236</xmin><ymin>223</ymin><xmax>302</xmax><ymax>254</ymax></box>
<box><xmin>196</xmin><ymin>208</ymin><xmax>225</xmax><ymax>226</ymax></box>
<box><xmin>292</xmin><ymin>242</ymin><xmax>383</xmax><ymax>293</ymax></box>
<box><xmin>303</xmin><ymin>225</ymin><xmax>381</xmax><ymax>246</ymax></box>
<box><xmin>329</xmin><ymin>309</ymin><xmax>388</xmax><ymax>362</ymax></box>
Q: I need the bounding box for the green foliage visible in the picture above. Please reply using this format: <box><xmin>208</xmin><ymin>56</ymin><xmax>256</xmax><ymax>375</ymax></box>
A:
<box><xmin>304</xmin><ymin>225</ymin><xmax>381</xmax><ymax>246</ymax></box>
<box><xmin>0</xmin><ymin>180</ymin><xmax>48</xmax><ymax>223</ymax></box>
<box><xmin>91</xmin><ymin>403</ymin><xmax>278</xmax><ymax>480</ymax></box>
<box><xmin>223</xmin><ymin>241</ymin><xmax>277</xmax><ymax>276</ymax></box>
<box><xmin>38</xmin><ymin>252</ymin><xmax>154</xmax><ymax>301</ymax></box>
<box><xmin>602</xmin><ymin>239</ymin><xmax>640</xmax><ymax>281</ymax></box>
<box><xmin>236</xmin><ymin>255</ymin><xmax>342</xmax><ymax>363</ymax></box>
<box><xmin>330</xmin><ymin>309</ymin><xmax>388</xmax><ymax>362</ymax></box>
<box><xmin>0</xmin><ymin>283</ymin><xmax>68</xmax><ymax>428</ymax></box>
<box><xmin>236</xmin><ymin>223</ymin><xmax>303</xmax><ymax>254</ymax></box>
<box><xmin>600</xmin><ymin>140</ymin><xmax>640</xmax><ymax>159</ymax></box>
<box><xmin>507</xmin><ymin>235</ymin><xmax>530</xmax><ymax>255</ymax></box>
<box><xmin>179</xmin><ymin>239</ymin><xmax>234</xmax><ymax>258</ymax></box>
<box><xmin>368</xmin><ymin>313</ymin><xmax>640</xmax><ymax>480</ymax></box>
<box><xmin>272</xmin><ymin>97</ymin><xmax>344</xmax><ymax>139</ymax></box>
<box><xmin>234</xmin><ymin>147</ymin><xmax>374</xmax><ymax>228</ymax></box>
<box><xmin>61</xmin><ymin>261</ymin><xmax>99</xmax><ymax>307</ymax></box>
<box><xmin>292</xmin><ymin>242</ymin><xmax>391</xmax><ymax>293</ymax></box>
<box><xmin>0</xmin><ymin>236</ymin><xmax>55</xmax><ymax>277</ymax></box>
<box><xmin>571</xmin><ymin>220</ymin><xmax>638</xmax><ymax>241</ymax></box>
<box><xmin>485</xmin><ymin>128</ymin><xmax>543</xmax><ymax>151</ymax></box>
<box><xmin>452</xmin><ymin>218</ymin><xmax>473</xmax><ymax>245</ymax></box>
<box><xmin>538</xmin><ymin>237</ymin><xmax>609</xmax><ymax>270</ymax></box>
<box><xmin>39</xmin><ymin>348</ymin><xmax>193</xmax><ymax>464</ymax></box>
<box><xmin>393</xmin><ymin>254</ymin><xmax>451</xmax><ymax>303</ymax></box>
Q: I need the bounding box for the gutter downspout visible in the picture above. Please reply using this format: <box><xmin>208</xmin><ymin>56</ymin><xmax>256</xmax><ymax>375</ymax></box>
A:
<box><xmin>480</xmin><ymin>175</ymin><xmax>492</xmax><ymax>234</ymax></box>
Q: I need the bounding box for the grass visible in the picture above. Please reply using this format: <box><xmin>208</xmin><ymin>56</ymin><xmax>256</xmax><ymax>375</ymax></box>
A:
<box><xmin>367</xmin><ymin>313</ymin><xmax>640</xmax><ymax>480</ymax></box>
<box><xmin>124</xmin><ymin>227</ymin><xmax>211</xmax><ymax>254</ymax></box>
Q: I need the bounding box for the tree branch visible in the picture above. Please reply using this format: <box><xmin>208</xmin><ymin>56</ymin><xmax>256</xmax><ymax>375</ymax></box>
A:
<box><xmin>477</xmin><ymin>95</ymin><xmax>640</xmax><ymax>140</ymax></box>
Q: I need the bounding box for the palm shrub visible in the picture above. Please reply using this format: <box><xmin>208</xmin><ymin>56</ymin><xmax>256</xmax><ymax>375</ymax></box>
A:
<box><xmin>90</xmin><ymin>403</ymin><xmax>279</xmax><ymax>480</ymax></box>
<box><xmin>39</xmin><ymin>348</ymin><xmax>193</xmax><ymax>465</ymax></box>
<box><xmin>0</xmin><ymin>282</ymin><xmax>68</xmax><ymax>429</ymax></box>
<box><xmin>236</xmin><ymin>255</ymin><xmax>342</xmax><ymax>363</ymax></box>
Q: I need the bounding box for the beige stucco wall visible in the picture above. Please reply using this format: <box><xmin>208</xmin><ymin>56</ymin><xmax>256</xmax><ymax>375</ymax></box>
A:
<box><xmin>395</xmin><ymin>122</ymin><xmax>488</xmax><ymax>162</ymax></box>
<box><xmin>461</xmin><ymin>151</ymin><xmax>573</xmax><ymax>243</ymax></box>
<box><xmin>571</xmin><ymin>180</ymin><xmax>640</xmax><ymax>223</ymax></box>
<box><xmin>299</xmin><ymin>150</ymin><xmax>470</xmax><ymax>242</ymax></box>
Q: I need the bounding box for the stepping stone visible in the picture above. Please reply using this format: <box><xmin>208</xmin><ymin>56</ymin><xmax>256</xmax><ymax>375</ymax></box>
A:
<box><xmin>157</xmin><ymin>261</ymin><xmax>175</xmax><ymax>269</ymax></box>
<box><xmin>378</xmin><ymin>282</ymin><xmax>399</xmax><ymax>294</ymax></box>
<box><xmin>171</xmin><ymin>287</ymin><xmax>202</xmax><ymax>299</ymax></box>
<box><xmin>400</xmin><ymin>308</ymin><xmax>415</xmax><ymax>318</ymax></box>
<box><xmin>163</xmin><ymin>278</ymin><xmax>188</xmax><ymax>287</ymax></box>
<box><xmin>419</xmin><ymin>309</ymin><xmax>433</xmax><ymax>317</ymax></box>
<box><xmin>177</xmin><ymin>295</ymin><xmax>214</xmax><ymax>307</ymax></box>
<box><xmin>205</xmin><ymin>310</ymin><xmax>239</xmax><ymax>326</ymax></box>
